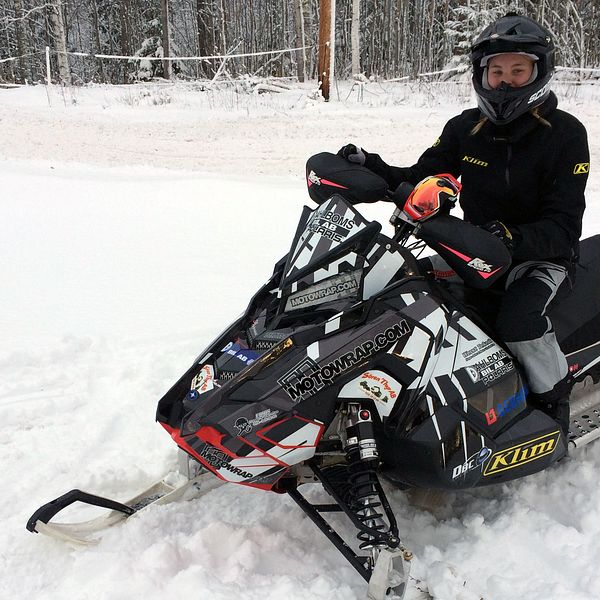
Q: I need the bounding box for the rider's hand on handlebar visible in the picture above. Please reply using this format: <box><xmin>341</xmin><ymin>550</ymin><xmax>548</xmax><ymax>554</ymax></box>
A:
<box><xmin>337</xmin><ymin>144</ymin><xmax>367</xmax><ymax>166</ymax></box>
<box><xmin>483</xmin><ymin>220</ymin><xmax>514</xmax><ymax>254</ymax></box>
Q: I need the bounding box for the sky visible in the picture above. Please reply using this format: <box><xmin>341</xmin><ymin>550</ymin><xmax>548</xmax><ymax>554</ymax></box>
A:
<box><xmin>1</xmin><ymin>79</ymin><xmax>600</xmax><ymax>600</ymax></box>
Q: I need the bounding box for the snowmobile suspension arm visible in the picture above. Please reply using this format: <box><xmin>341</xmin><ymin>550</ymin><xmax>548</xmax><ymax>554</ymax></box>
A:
<box><xmin>285</xmin><ymin>483</ymin><xmax>372</xmax><ymax>582</ymax></box>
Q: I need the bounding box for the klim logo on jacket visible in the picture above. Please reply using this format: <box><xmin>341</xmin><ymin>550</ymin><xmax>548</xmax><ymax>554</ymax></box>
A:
<box><xmin>573</xmin><ymin>162</ymin><xmax>590</xmax><ymax>175</ymax></box>
<box><xmin>462</xmin><ymin>155</ymin><xmax>489</xmax><ymax>167</ymax></box>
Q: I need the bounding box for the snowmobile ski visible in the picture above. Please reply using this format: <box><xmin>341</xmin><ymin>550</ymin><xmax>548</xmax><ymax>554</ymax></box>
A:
<box><xmin>26</xmin><ymin>470</ymin><xmax>223</xmax><ymax>546</ymax></box>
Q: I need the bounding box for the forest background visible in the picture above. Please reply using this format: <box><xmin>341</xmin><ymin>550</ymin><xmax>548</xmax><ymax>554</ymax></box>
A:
<box><xmin>1</xmin><ymin>0</ymin><xmax>599</xmax><ymax>87</ymax></box>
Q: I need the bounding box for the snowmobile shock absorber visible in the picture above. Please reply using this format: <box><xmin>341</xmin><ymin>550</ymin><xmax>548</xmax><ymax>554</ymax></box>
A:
<box><xmin>344</xmin><ymin>404</ymin><xmax>398</xmax><ymax>551</ymax></box>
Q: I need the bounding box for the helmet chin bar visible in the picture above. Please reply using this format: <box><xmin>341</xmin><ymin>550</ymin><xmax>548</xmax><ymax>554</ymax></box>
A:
<box><xmin>475</xmin><ymin>76</ymin><xmax>552</xmax><ymax>125</ymax></box>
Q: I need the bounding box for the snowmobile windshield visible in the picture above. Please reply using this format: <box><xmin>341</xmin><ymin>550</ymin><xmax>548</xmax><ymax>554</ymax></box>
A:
<box><xmin>280</xmin><ymin>194</ymin><xmax>381</xmax><ymax>289</ymax></box>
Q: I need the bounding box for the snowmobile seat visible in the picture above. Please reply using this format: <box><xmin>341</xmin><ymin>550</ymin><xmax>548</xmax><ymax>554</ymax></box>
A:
<box><xmin>428</xmin><ymin>235</ymin><xmax>600</xmax><ymax>358</ymax></box>
<box><xmin>549</xmin><ymin>235</ymin><xmax>600</xmax><ymax>355</ymax></box>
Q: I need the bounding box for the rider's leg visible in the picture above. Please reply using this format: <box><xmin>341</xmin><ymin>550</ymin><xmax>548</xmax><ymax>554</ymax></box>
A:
<box><xmin>495</xmin><ymin>261</ymin><xmax>571</xmax><ymax>435</ymax></box>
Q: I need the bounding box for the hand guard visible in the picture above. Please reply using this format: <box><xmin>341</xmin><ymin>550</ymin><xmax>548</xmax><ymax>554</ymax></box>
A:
<box><xmin>403</xmin><ymin>173</ymin><xmax>461</xmax><ymax>221</ymax></box>
<box><xmin>337</xmin><ymin>144</ymin><xmax>367</xmax><ymax>166</ymax></box>
<box><xmin>483</xmin><ymin>220</ymin><xmax>514</xmax><ymax>254</ymax></box>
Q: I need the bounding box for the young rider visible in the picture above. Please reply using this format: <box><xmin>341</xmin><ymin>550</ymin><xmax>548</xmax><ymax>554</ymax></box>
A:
<box><xmin>338</xmin><ymin>13</ymin><xmax>590</xmax><ymax>436</ymax></box>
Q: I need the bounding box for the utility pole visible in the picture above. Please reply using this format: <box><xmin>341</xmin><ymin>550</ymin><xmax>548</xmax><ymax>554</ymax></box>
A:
<box><xmin>318</xmin><ymin>0</ymin><xmax>334</xmax><ymax>100</ymax></box>
<box><xmin>160</xmin><ymin>0</ymin><xmax>172</xmax><ymax>79</ymax></box>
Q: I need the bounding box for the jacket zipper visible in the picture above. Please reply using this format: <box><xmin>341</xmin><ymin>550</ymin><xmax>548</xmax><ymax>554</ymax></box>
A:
<box><xmin>505</xmin><ymin>144</ymin><xmax>512</xmax><ymax>189</ymax></box>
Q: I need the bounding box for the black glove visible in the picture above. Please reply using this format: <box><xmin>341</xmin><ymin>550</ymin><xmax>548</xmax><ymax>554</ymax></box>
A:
<box><xmin>483</xmin><ymin>220</ymin><xmax>514</xmax><ymax>254</ymax></box>
<box><xmin>337</xmin><ymin>144</ymin><xmax>367</xmax><ymax>166</ymax></box>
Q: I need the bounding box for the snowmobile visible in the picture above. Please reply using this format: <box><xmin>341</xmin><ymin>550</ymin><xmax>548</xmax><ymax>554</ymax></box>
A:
<box><xmin>27</xmin><ymin>152</ymin><xmax>600</xmax><ymax>600</ymax></box>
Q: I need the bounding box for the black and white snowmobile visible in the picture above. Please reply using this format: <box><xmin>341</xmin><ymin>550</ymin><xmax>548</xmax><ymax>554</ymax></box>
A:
<box><xmin>27</xmin><ymin>153</ymin><xmax>600</xmax><ymax>600</ymax></box>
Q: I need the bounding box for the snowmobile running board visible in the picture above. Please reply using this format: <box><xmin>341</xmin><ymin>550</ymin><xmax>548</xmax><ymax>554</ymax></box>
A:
<box><xmin>26</xmin><ymin>471</ymin><xmax>224</xmax><ymax>546</ymax></box>
<box><xmin>568</xmin><ymin>394</ymin><xmax>600</xmax><ymax>449</ymax></box>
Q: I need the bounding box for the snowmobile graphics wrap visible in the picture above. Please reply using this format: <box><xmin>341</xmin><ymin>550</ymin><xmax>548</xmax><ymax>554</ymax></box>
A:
<box><xmin>27</xmin><ymin>152</ymin><xmax>600</xmax><ymax>600</ymax></box>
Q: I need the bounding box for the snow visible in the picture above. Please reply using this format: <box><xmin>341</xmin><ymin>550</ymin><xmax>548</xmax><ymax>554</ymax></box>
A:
<box><xmin>1</xmin><ymin>79</ymin><xmax>599</xmax><ymax>600</ymax></box>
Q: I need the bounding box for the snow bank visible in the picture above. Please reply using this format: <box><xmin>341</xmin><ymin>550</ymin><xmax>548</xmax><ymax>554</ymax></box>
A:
<box><xmin>1</xmin><ymin>82</ymin><xmax>599</xmax><ymax>600</ymax></box>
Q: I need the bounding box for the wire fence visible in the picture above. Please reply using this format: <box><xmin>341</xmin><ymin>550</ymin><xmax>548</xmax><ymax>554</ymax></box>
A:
<box><xmin>2</xmin><ymin>46</ymin><xmax>600</xmax><ymax>88</ymax></box>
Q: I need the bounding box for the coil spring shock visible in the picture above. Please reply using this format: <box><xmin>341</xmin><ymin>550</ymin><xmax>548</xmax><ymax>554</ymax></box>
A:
<box><xmin>344</xmin><ymin>403</ymin><xmax>395</xmax><ymax>551</ymax></box>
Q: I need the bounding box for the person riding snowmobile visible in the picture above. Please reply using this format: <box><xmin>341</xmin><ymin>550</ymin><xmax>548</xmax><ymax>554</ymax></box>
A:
<box><xmin>337</xmin><ymin>13</ymin><xmax>590</xmax><ymax>436</ymax></box>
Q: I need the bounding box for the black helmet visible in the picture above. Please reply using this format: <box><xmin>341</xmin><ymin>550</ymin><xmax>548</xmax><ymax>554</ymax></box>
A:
<box><xmin>471</xmin><ymin>13</ymin><xmax>555</xmax><ymax>125</ymax></box>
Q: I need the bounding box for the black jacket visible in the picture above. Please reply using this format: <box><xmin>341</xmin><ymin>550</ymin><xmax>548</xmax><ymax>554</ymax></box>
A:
<box><xmin>364</xmin><ymin>93</ymin><xmax>590</xmax><ymax>262</ymax></box>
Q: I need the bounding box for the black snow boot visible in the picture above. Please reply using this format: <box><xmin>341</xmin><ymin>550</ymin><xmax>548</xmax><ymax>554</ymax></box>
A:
<box><xmin>529</xmin><ymin>375</ymin><xmax>572</xmax><ymax>439</ymax></box>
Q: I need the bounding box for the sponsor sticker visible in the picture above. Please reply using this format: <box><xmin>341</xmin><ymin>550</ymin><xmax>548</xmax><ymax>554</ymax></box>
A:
<box><xmin>485</xmin><ymin>386</ymin><xmax>527</xmax><ymax>425</ymax></box>
<box><xmin>190</xmin><ymin>364</ymin><xmax>215</xmax><ymax>396</ymax></box>
<box><xmin>452</xmin><ymin>446</ymin><xmax>492</xmax><ymax>479</ymax></box>
<box><xmin>461</xmin><ymin>338</ymin><xmax>495</xmax><ymax>361</ymax></box>
<box><xmin>339</xmin><ymin>370</ymin><xmax>403</xmax><ymax>417</ymax></box>
<box><xmin>483</xmin><ymin>431</ymin><xmax>560</xmax><ymax>476</ymax></box>
<box><xmin>285</xmin><ymin>271</ymin><xmax>360</xmax><ymax>311</ymax></box>
<box><xmin>234</xmin><ymin>408</ymin><xmax>280</xmax><ymax>436</ymax></box>
<box><xmin>199</xmin><ymin>444</ymin><xmax>253</xmax><ymax>479</ymax></box>
<box><xmin>279</xmin><ymin>321</ymin><xmax>411</xmax><ymax>401</ymax></box>
<box><xmin>221</xmin><ymin>342</ymin><xmax>260</xmax><ymax>366</ymax></box>
<box><xmin>466</xmin><ymin>349</ymin><xmax>514</xmax><ymax>385</ymax></box>
<box><xmin>305</xmin><ymin>205</ymin><xmax>357</xmax><ymax>243</ymax></box>
<box><xmin>359</xmin><ymin>371</ymin><xmax>400</xmax><ymax>401</ymax></box>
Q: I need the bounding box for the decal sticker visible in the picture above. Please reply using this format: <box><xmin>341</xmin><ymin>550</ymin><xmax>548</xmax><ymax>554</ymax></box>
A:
<box><xmin>483</xmin><ymin>431</ymin><xmax>560</xmax><ymax>476</ymax></box>
<box><xmin>339</xmin><ymin>370</ymin><xmax>403</xmax><ymax>418</ymax></box>
<box><xmin>452</xmin><ymin>446</ymin><xmax>492</xmax><ymax>479</ymax></box>
<box><xmin>467</xmin><ymin>257</ymin><xmax>493</xmax><ymax>273</ymax></box>
<box><xmin>190</xmin><ymin>364</ymin><xmax>215</xmax><ymax>396</ymax></box>
<box><xmin>466</xmin><ymin>349</ymin><xmax>514</xmax><ymax>385</ymax></box>
<box><xmin>221</xmin><ymin>342</ymin><xmax>260</xmax><ymax>366</ymax></box>
<box><xmin>279</xmin><ymin>322</ymin><xmax>411</xmax><ymax>401</ymax></box>
<box><xmin>461</xmin><ymin>338</ymin><xmax>495</xmax><ymax>361</ymax></box>
<box><xmin>199</xmin><ymin>445</ymin><xmax>253</xmax><ymax>479</ymax></box>
<box><xmin>438</xmin><ymin>242</ymin><xmax>503</xmax><ymax>280</ymax></box>
<box><xmin>307</xmin><ymin>169</ymin><xmax>349</xmax><ymax>190</ymax></box>
<box><xmin>304</xmin><ymin>204</ymin><xmax>357</xmax><ymax>243</ymax></box>
<box><xmin>485</xmin><ymin>386</ymin><xmax>527</xmax><ymax>425</ymax></box>
<box><xmin>234</xmin><ymin>409</ymin><xmax>280</xmax><ymax>436</ymax></box>
<box><xmin>285</xmin><ymin>270</ymin><xmax>360</xmax><ymax>311</ymax></box>
<box><xmin>307</xmin><ymin>170</ymin><xmax>321</xmax><ymax>186</ymax></box>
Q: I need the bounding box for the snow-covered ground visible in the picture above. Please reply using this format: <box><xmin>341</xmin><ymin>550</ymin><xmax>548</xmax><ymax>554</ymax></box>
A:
<box><xmin>1</xmin><ymin>79</ymin><xmax>600</xmax><ymax>600</ymax></box>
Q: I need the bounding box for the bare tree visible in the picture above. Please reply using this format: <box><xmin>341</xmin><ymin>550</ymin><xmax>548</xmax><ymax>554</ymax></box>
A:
<box><xmin>47</xmin><ymin>1</ymin><xmax>71</xmax><ymax>84</ymax></box>
<box><xmin>294</xmin><ymin>0</ymin><xmax>307</xmax><ymax>81</ymax></box>
<box><xmin>196</xmin><ymin>0</ymin><xmax>215</xmax><ymax>77</ymax></box>
<box><xmin>350</xmin><ymin>0</ymin><xmax>360</xmax><ymax>75</ymax></box>
<box><xmin>89</xmin><ymin>0</ymin><xmax>106</xmax><ymax>82</ymax></box>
